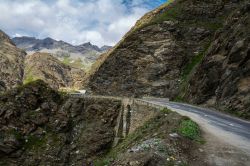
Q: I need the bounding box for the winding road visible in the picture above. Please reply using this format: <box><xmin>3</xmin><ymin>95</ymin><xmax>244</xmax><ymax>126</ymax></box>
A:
<box><xmin>71</xmin><ymin>94</ymin><xmax>250</xmax><ymax>165</ymax></box>
<box><xmin>141</xmin><ymin>98</ymin><xmax>250</xmax><ymax>166</ymax></box>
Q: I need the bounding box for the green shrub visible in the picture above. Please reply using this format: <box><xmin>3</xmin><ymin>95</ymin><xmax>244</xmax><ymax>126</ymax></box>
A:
<box><xmin>161</xmin><ymin>108</ymin><xmax>172</xmax><ymax>114</ymax></box>
<box><xmin>23</xmin><ymin>74</ymin><xmax>38</xmax><ymax>85</ymax></box>
<box><xmin>181</xmin><ymin>53</ymin><xmax>204</xmax><ymax>82</ymax></box>
<box><xmin>178</xmin><ymin>119</ymin><xmax>200</xmax><ymax>140</ymax></box>
<box><xmin>24</xmin><ymin>135</ymin><xmax>47</xmax><ymax>150</ymax></box>
<box><xmin>94</xmin><ymin>159</ymin><xmax>111</xmax><ymax>166</ymax></box>
<box><xmin>62</xmin><ymin>57</ymin><xmax>71</xmax><ymax>65</ymax></box>
<box><xmin>151</xmin><ymin>0</ymin><xmax>181</xmax><ymax>24</ymax></box>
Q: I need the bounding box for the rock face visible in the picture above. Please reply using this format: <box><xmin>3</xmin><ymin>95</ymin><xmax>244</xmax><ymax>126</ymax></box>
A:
<box><xmin>0</xmin><ymin>80</ymin><xmax>121</xmax><ymax>165</ymax></box>
<box><xmin>24</xmin><ymin>52</ymin><xmax>86</xmax><ymax>89</ymax></box>
<box><xmin>185</xmin><ymin>4</ymin><xmax>250</xmax><ymax>119</ymax></box>
<box><xmin>0</xmin><ymin>81</ymin><xmax>205</xmax><ymax>165</ymax></box>
<box><xmin>86</xmin><ymin>0</ymin><xmax>241</xmax><ymax>98</ymax></box>
<box><xmin>0</xmin><ymin>30</ymin><xmax>26</xmax><ymax>91</ymax></box>
<box><xmin>86</xmin><ymin>0</ymin><xmax>249</xmax><ymax>118</ymax></box>
<box><xmin>13</xmin><ymin>37</ymin><xmax>111</xmax><ymax>70</ymax></box>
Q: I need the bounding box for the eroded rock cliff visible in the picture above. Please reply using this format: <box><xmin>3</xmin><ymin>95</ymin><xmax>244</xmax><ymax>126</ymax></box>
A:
<box><xmin>185</xmin><ymin>4</ymin><xmax>250</xmax><ymax>119</ymax></box>
<box><xmin>0</xmin><ymin>80</ymin><xmax>121</xmax><ymax>165</ymax></box>
<box><xmin>86</xmin><ymin>0</ymin><xmax>241</xmax><ymax>98</ymax></box>
<box><xmin>86</xmin><ymin>0</ymin><xmax>249</xmax><ymax>118</ymax></box>
<box><xmin>0</xmin><ymin>30</ymin><xmax>26</xmax><ymax>91</ymax></box>
<box><xmin>0</xmin><ymin>80</ymin><xmax>205</xmax><ymax>165</ymax></box>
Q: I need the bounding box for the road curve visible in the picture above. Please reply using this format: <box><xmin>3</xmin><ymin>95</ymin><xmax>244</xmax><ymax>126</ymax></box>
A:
<box><xmin>141</xmin><ymin>98</ymin><xmax>250</xmax><ymax>165</ymax></box>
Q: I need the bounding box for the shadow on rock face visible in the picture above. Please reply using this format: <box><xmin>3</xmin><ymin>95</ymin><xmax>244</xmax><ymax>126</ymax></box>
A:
<box><xmin>0</xmin><ymin>81</ymin><xmax>6</xmax><ymax>92</ymax></box>
<box><xmin>0</xmin><ymin>80</ymin><xmax>121</xmax><ymax>165</ymax></box>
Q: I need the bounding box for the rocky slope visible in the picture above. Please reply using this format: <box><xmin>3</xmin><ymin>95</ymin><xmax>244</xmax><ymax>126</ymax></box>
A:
<box><xmin>0</xmin><ymin>80</ymin><xmax>121</xmax><ymax>165</ymax></box>
<box><xmin>0</xmin><ymin>80</ymin><xmax>205</xmax><ymax>165</ymax></box>
<box><xmin>184</xmin><ymin>4</ymin><xmax>250</xmax><ymax>119</ymax></box>
<box><xmin>24</xmin><ymin>52</ymin><xmax>85</xmax><ymax>89</ymax></box>
<box><xmin>0</xmin><ymin>30</ymin><xmax>26</xmax><ymax>92</ymax></box>
<box><xmin>13</xmin><ymin>37</ymin><xmax>111</xmax><ymax>70</ymax></box>
<box><xmin>86</xmin><ymin>0</ymin><xmax>249</xmax><ymax>118</ymax></box>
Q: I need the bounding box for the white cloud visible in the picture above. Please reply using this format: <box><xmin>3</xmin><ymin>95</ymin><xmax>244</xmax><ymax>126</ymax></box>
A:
<box><xmin>0</xmin><ymin>0</ymin><xmax>165</xmax><ymax>47</ymax></box>
<box><xmin>14</xmin><ymin>33</ymin><xmax>22</xmax><ymax>37</ymax></box>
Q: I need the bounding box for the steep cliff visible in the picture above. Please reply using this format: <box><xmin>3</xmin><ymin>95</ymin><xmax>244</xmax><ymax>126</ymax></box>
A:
<box><xmin>86</xmin><ymin>0</ymin><xmax>242</xmax><ymax>98</ymax></box>
<box><xmin>0</xmin><ymin>80</ymin><xmax>204</xmax><ymax>165</ymax></box>
<box><xmin>184</xmin><ymin>4</ymin><xmax>250</xmax><ymax>119</ymax></box>
<box><xmin>0</xmin><ymin>80</ymin><xmax>122</xmax><ymax>165</ymax></box>
<box><xmin>0</xmin><ymin>30</ymin><xmax>26</xmax><ymax>91</ymax></box>
<box><xmin>86</xmin><ymin>0</ymin><xmax>249</xmax><ymax>118</ymax></box>
<box><xmin>24</xmin><ymin>52</ymin><xmax>85</xmax><ymax>89</ymax></box>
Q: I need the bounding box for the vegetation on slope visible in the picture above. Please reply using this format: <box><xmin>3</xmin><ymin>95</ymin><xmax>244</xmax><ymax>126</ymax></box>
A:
<box><xmin>24</xmin><ymin>52</ymin><xmax>85</xmax><ymax>89</ymax></box>
<box><xmin>62</xmin><ymin>57</ymin><xmax>87</xmax><ymax>70</ymax></box>
<box><xmin>86</xmin><ymin>0</ymin><xmax>236</xmax><ymax>99</ymax></box>
<box><xmin>0</xmin><ymin>81</ymin><xmax>121</xmax><ymax>165</ymax></box>
<box><xmin>94</xmin><ymin>109</ymin><xmax>203</xmax><ymax>166</ymax></box>
<box><xmin>174</xmin><ymin>41</ymin><xmax>212</xmax><ymax>102</ymax></box>
<box><xmin>178</xmin><ymin>119</ymin><xmax>200</xmax><ymax>141</ymax></box>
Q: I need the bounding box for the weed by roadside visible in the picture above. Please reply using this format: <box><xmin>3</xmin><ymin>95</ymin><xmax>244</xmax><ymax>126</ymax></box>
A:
<box><xmin>178</xmin><ymin>118</ymin><xmax>204</xmax><ymax>144</ymax></box>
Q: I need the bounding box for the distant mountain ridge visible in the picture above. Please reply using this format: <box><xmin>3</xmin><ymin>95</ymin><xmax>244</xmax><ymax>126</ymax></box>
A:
<box><xmin>0</xmin><ymin>30</ymin><xmax>87</xmax><ymax>91</ymax></box>
<box><xmin>12</xmin><ymin>36</ymin><xmax>112</xmax><ymax>70</ymax></box>
<box><xmin>12</xmin><ymin>36</ymin><xmax>110</xmax><ymax>53</ymax></box>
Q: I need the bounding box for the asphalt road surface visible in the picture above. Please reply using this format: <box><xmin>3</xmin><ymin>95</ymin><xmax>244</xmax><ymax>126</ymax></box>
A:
<box><xmin>141</xmin><ymin>98</ymin><xmax>250</xmax><ymax>165</ymax></box>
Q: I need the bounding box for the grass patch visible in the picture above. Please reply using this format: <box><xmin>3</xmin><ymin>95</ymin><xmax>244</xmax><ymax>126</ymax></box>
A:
<box><xmin>160</xmin><ymin>107</ymin><xmax>172</xmax><ymax>114</ymax></box>
<box><xmin>62</xmin><ymin>57</ymin><xmax>87</xmax><ymax>70</ymax></box>
<box><xmin>173</xmin><ymin>96</ymin><xmax>185</xmax><ymax>102</ymax></box>
<box><xmin>134</xmin><ymin>0</ymin><xmax>179</xmax><ymax>30</ymax></box>
<box><xmin>24</xmin><ymin>135</ymin><xmax>47</xmax><ymax>150</ymax></box>
<box><xmin>181</xmin><ymin>41</ymin><xmax>211</xmax><ymax>82</ymax></box>
<box><xmin>71</xmin><ymin>58</ymin><xmax>86</xmax><ymax>69</ymax></box>
<box><xmin>23</xmin><ymin>66</ymin><xmax>39</xmax><ymax>85</ymax></box>
<box><xmin>151</xmin><ymin>0</ymin><xmax>181</xmax><ymax>24</ymax></box>
<box><xmin>62</xmin><ymin>56</ymin><xmax>71</xmax><ymax>65</ymax></box>
<box><xmin>181</xmin><ymin>52</ymin><xmax>204</xmax><ymax>82</ymax></box>
<box><xmin>126</xmin><ymin>0</ymin><xmax>176</xmax><ymax>34</ymax></box>
<box><xmin>178</xmin><ymin>119</ymin><xmax>201</xmax><ymax>141</ymax></box>
<box><xmin>141</xmin><ymin>0</ymin><xmax>224</xmax><ymax>32</ymax></box>
<box><xmin>23</xmin><ymin>73</ymin><xmax>38</xmax><ymax>85</ymax></box>
<box><xmin>94</xmin><ymin>159</ymin><xmax>111</xmax><ymax>166</ymax></box>
<box><xmin>173</xmin><ymin>41</ymin><xmax>212</xmax><ymax>102</ymax></box>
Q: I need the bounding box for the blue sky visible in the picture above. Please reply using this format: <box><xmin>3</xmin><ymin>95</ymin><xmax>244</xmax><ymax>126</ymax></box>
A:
<box><xmin>0</xmin><ymin>0</ymin><xmax>166</xmax><ymax>46</ymax></box>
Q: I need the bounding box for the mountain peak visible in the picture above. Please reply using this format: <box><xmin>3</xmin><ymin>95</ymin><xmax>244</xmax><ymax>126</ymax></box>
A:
<box><xmin>78</xmin><ymin>42</ymin><xmax>100</xmax><ymax>51</ymax></box>
<box><xmin>12</xmin><ymin>36</ymin><xmax>112</xmax><ymax>68</ymax></box>
<box><xmin>78</xmin><ymin>42</ymin><xmax>94</xmax><ymax>47</ymax></box>
<box><xmin>44</xmin><ymin>37</ymin><xmax>55</xmax><ymax>41</ymax></box>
